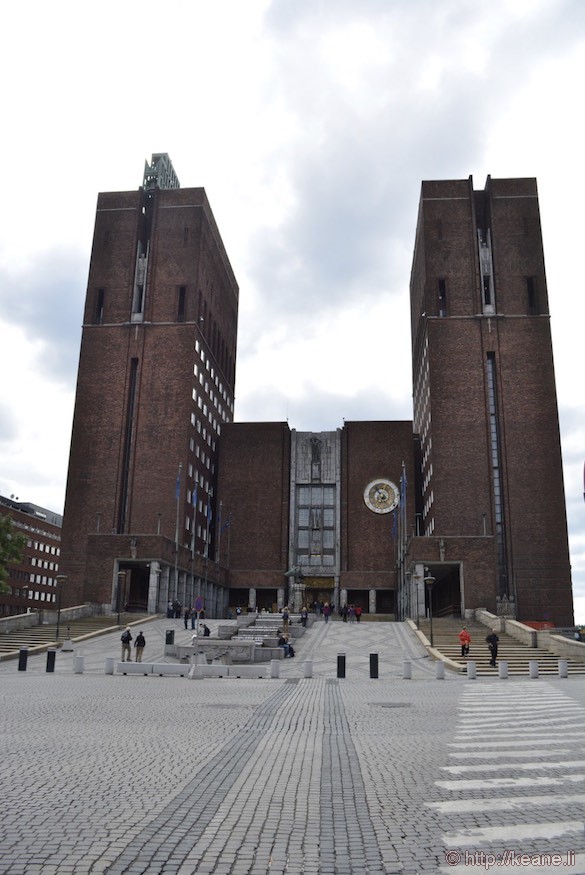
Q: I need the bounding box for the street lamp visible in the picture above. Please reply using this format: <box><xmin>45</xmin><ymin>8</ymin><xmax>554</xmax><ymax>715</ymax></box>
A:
<box><xmin>424</xmin><ymin>568</ymin><xmax>436</xmax><ymax>647</ymax></box>
<box><xmin>117</xmin><ymin>571</ymin><xmax>126</xmax><ymax>625</ymax></box>
<box><xmin>54</xmin><ymin>575</ymin><xmax>67</xmax><ymax>641</ymax></box>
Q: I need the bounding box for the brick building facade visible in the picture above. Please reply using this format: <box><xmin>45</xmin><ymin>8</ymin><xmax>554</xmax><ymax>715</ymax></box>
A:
<box><xmin>217</xmin><ymin>421</ymin><xmax>415</xmax><ymax>615</ymax></box>
<box><xmin>59</xmin><ymin>155</ymin><xmax>238</xmax><ymax>617</ymax></box>
<box><xmin>0</xmin><ymin>496</ymin><xmax>62</xmax><ymax>616</ymax></box>
<box><xmin>59</xmin><ymin>166</ymin><xmax>574</xmax><ymax>625</ymax></box>
<box><xmin>403</xmin><ymin>176</ymin><xmax>573</xmax><ymax>626</ymax></box>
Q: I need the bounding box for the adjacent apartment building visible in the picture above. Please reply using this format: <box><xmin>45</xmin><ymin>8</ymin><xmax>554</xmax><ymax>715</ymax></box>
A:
<box><xmin>0</xmin><ymin>495</ymin><xmax>62</xmax><ymax>616</ymax></box>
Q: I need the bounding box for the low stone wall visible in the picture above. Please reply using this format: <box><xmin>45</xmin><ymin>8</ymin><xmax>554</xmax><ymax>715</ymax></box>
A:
<box><xmin>474</xmin><ymin>609</ymin><xmax>505</xmax><ymax>633</ymax></box>
<box><xmin>40</xmin><ymin>604</ymin><xmax>95</xmax><ymax>625</ymax></box>
<box><xmin>544</xmin><ymin>634</ymin><xmax>585</xmax><ymax>663</ymax></box>
<box><xmin>172</xmin><ymin>640</ymin><xmax>256</xmax><ymax>663</ymax></box>
<box><xmin>0</xmin><ymin>612</ymin><xmax>40</xmax><ymax>634</ymax></box>
<box><xmin>0</xmin><ymin>604</ymin><xmax>94</xmax><ymax>634</ymax></box>
<box><xmin>504</xmin><ymin>619</ymin><xmax>537</xmax><ymax>648</ymax></box>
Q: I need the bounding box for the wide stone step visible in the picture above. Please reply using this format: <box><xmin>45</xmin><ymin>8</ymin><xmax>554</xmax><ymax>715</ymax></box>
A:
<box><xmin>0</xmin><ymin>614</ymin><xmax>151</xmax><ymax>655</ymax></box>
<box><xmin>417</xmin><ymin>618</ymin><xmax>585</xmax><ymax>676</ymax></box>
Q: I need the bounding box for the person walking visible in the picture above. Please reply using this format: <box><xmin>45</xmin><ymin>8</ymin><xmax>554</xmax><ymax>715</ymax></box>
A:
<box><xmin>300</xmin><ymin>606</ymin><xmax>308</xmax><ymax>627</ymax></box>
<box><xmin>281</xmin><ymin>605</ymin><xmax>289</xmax><ymax>632</ymax></box>
<box><xmin>134</xmin><ymin>631</ymin><xmax>146</xmax><ymax>663</ymax></box>
<box><xmin>486</xmin><ymin>629</ymin><xmax>499</xmax><ymax>667</ymax></box>
<box><xmin>322</xmin><ymin>602</ymin><xmax>331</xmax><ymax>623</ymax></box>
<box><xmin>355</xmin><ymin>605</ymin><xmax>362</xmax><ymax>623</ymax></box>
<box><xmin>121</xmin><ymin>627</ymin><xmax>132</xmax><ymax>662</ymax></box>
<box><xmin>183</xmin><ymin>607</ymin><xmax>190</xmax><ymax>630</ymax></box>
<box><xmin>458</xmin><ymin>626</ymin><xmax>471</xmax><ymax>657</ymax></box>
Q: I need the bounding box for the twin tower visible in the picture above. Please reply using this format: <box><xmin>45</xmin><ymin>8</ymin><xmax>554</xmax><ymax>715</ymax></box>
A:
<box><xmin>59</xmin><ymin>156</ymin><xmax>573</xmax><ymax>625</ymax></box>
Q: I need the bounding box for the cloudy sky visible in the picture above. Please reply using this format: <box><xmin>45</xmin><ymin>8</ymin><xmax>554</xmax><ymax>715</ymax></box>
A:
<box><xmin>1</xmin><ymin>0</ymin><xmax>584</xmax><ymax>619</ymax></box>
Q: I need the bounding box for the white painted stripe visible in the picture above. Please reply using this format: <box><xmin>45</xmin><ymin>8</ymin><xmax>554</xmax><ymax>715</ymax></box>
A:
<box><xmin>450</xmin><ymin>734</ymin><xmax>585</xmax><ymax>747</ymax></box>
<box><xmin>442</xmin><ymin>759</ymin><xmax>585</xmax><ymax>774</ymax></box>
<box><xmin>436</xmin><ymin>774</ymin><xmax>585</xmax><ymax>790</ymax></box>
<box><xmin>458</xmin><ymin>707</ymin><xmax>584</xmax><ymax>716</ymax></box>
<box><xmin>443</xmin><ymin>819</ymin><xmax>582</xmax><ymax>846</ymax></box>
<box><xmin>449</xmin><ymin>748</ymin><xmax>580</xmax><ymax>759</ymax></box>
<box><xmin>438</xmin><ymin>851</ymin><xmax>585</xmax><ymax>875</ymax></box>
<box><xmin>455</xmin><ymin>723</ymin><xmax>585</xmax><ymax>736</ymax></box>
<box><xmin>427</xmin><ymin>792</ymin><xmax>585</xmax><ymax>814</ymax></box>
<box><xmin>458</xmin><ymin>712</ymin><xmax>585</xmax><ymax>722</ymax></box>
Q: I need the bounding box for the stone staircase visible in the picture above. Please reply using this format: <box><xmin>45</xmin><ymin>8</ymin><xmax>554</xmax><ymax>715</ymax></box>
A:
<box><xmin>417</xmin><ymin>616</ymin><xmax>585</xmax><ymax>676</ymax></box>
<box><xmin>0</xmin><ymin>613</ymin><xmax>151</xmax><ymax>658</ymax></box>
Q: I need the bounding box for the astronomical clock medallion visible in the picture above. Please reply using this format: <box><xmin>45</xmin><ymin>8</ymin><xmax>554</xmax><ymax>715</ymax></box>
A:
<box><xmin>363</xmin><ymin>479</ymin><xmax>399</xmax><ymax>514</ymax></box>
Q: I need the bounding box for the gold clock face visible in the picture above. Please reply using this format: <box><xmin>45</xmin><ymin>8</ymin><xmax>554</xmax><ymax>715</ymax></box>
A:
<box><xmin>364</xmin><ymin>479</ymin><xmax>399</xmax><ymax>514</ymax></box>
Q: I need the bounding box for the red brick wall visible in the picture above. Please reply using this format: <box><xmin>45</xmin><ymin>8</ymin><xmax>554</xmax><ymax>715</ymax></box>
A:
<box><xmin>341</xmin><ymin>421</ymin><xmax>415</xmax><ymax>592</ymax></box>
<box><xmin>216</xmin><ymin>423</ymin><xmax>291</xmax><ymax>587</ymax></box>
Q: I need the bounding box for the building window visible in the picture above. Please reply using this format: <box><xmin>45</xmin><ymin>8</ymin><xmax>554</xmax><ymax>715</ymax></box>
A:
<box><xmin>296</xmin><ymin>485</ymin><xmax>336</xmax><ymax>567</ymax></box>
<box><xmin>526</xmin><ymin>277</ymin><xmax>537</xmax><ymax>314</ymax></box>
<box><xmin>96</xmin><ymin>288</ymin><xmax>105</xmax><ymax>324</ymax></box>
<box><xmin>438</xmin><ymin>279</ymin><xmax>447</xmax><ymax>317</ymax></box>
<box><xmin>178</xmin><ymin>286</ymin><xmax>186</xmax><ymax>323</ymax></box>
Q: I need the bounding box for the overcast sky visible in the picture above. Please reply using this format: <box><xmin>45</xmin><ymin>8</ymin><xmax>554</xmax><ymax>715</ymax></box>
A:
<box><xmin>1</xmin><ymin>0</ymin><xmax>583</xmax><ymax>619</ymax></box>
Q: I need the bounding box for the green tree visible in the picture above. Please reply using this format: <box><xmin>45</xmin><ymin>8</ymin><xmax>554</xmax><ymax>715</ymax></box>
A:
<box><xmin>0</xmin><ymin>514</ymin><xmax>27</xmax><ymax>595</ymax></box>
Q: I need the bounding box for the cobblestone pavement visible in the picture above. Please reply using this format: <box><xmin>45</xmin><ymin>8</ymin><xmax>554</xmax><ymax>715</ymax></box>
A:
<box><xmin>1</xmin><ymin>618</ymin><xmax>585</xmax><ymax>874</ymax></box>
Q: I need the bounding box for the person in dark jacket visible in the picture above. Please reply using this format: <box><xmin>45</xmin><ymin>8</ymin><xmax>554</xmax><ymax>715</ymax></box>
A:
<box><xmin>134</xmin><ymin>631</ymin><xmax>146</xmax><ymax>663</ymax></box>
<box><xmin>486</xmin><ymin>630</ymin><xmax>499</xmax><ymax>667</ymax></box>
<box><xmin>121</xmin><ymin>627</ymin><xmax>132</xmax><ymax>662</ymax></box>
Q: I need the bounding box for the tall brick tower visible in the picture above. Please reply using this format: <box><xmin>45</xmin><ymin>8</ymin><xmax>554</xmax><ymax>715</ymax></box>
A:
<box><xmin>60</xmin><ymin>155</ymin><xmax>238</xmax><ymax>616</ymax></box>
<box><xmin>406</xmin><ymin>176</ymin><xmax>573</xmax><ymax>626</ymax></box>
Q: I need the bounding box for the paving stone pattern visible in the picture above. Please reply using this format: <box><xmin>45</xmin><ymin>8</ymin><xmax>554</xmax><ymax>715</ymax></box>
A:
<box><xmin>1</xmin><ymin>618</ymin><xmax>584</xmax><ymax>874</ymax></box>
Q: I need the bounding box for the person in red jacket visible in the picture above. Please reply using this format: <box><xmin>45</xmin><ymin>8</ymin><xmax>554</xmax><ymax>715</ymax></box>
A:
<box><xmin>458</xmin><ymin>626</ymin><xmax>471</xmax><ymax>657</ymax></box>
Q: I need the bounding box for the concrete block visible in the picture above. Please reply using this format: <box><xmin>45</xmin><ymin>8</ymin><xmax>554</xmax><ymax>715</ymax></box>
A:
<box><xmin>188</xmin><ymin>665</ymin><xmax>227</xmax><ymax>679</ymax></box>
<box><xmin>151</xmin><ymin>663</ymin><xmax>189</xmax><ymax>677</ymax></box>
<box><xmin>116</xmin><ymin>662</ymin><xmax>152</xmax><ymax>676</ymax></box>
<box><xmin>227</xmin><ymin>665</ymin><xmax>267</xmax><ymax>679</ymax></box>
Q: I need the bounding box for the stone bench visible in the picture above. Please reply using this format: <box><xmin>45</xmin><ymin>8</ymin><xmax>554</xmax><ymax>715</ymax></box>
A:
<box><xmin>189</xmin><ymin>664</ymin><xmax>267</xmax><ymax>679</ymax></box>
<box><xmin>115</xmin><ymin>662</ymin><xmax>190</xmax><ymax>677</ymax></box>
<box><xmin>257</xmin><ymin>647</ymin><xmax>284</xmax><ymax>661</ymax></box>
<box><xmin>173</xmin><ymin>640</ymin><xmax>256</xmax><ymax>663</ymax></box>
<box><xmin>188</xmin><ymin>664</ymin><xmax>229</xmax><ymax>679</ymax></box>
<box><xmin>116</xmin><ymin>661</ymin><xmax>152</xmax><ymax>676</ymax></box>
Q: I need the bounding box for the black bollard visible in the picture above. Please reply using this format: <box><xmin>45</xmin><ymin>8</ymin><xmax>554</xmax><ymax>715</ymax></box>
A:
<box><xmin>337</xmin><ymin>652</ymin><xmax>346</xmax><ymax>679</ymax></box>
<box><xmin>18</xmin><ymin>647</ymin><xmax>28</xmax><ymax>671</ymax></box>
<box><xmin>46</xmin><ymin>649</ymin><xmax>56</xmax><ymax>673</ymax></box>
<box><xmin>370</xmin><ymin>652</ymin><xmax>379</xmax><ymax>679</ymax></box>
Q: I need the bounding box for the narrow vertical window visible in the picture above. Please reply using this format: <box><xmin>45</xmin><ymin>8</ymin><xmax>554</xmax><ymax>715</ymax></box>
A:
<box><xmin>482</xmin><ymin>275</ymin><xmax>492</xmax><ymax>307</ymax></box>
<box><xmin>477</xmin><ymin>229</ymin><xmax>496</xmax><ymax>314</ymax></box>
<box><xmin>486</xmin><ymin>352</ymin><xmax>509</xmax><ymax>599</ymax></box>
<box><xmin>526</xmin><ymin>277</ymin><xmax>537</xmax><ymax>314</ymax></box>
<box><xmin>438</xmin><ymin>279</ymin><xmax>447</xmax><ymax>317</ymax></box>
<box><xmin>132</xmin><ymin>243</ymin><xmax>148</xmax><ymax>320</ymax></box>
<box><xmin>183</xmin><ymin>227</ymin><xmax>189</xmax><ymax>246</ymax></box>
<box><xmin>96</xmin><ymin>288</ymin><xmax>105</xmax><ymax>324</ymax></box>
<box><xmin>178</xmin><ymin>286</ymin><xmax>186</xmax><ymax>323</ymax></box>
<box><xmin>118</xmin><ymin>358</ymin><xmax>139</xmax><ymax>534</ymax></box>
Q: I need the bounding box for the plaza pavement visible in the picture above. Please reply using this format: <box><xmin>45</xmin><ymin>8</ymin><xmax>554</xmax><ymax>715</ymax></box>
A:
<box><xmin>1</xmin><ymin>616</ymin><xmax>585</xmax><ymax>874</ymax></box>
